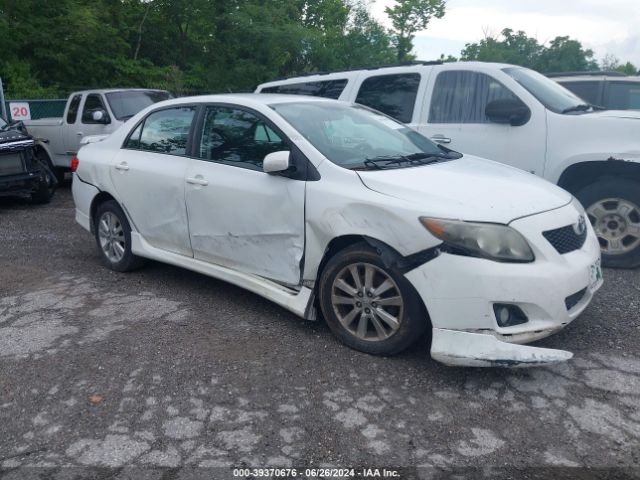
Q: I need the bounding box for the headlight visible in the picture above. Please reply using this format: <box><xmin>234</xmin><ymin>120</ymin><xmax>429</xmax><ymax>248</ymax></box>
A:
<box><xmin>419</xmin><ymin>217</ymin><xmax>535</xmax><ymax>262</ymax></box>
<box><xmin>571</xmin><ymin>196</ymin><xmax>586</xmax><ymax>216</ymax></box>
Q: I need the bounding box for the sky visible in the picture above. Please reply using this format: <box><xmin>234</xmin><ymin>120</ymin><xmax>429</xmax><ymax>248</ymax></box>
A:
<box><xmin>370</xmin><ymin>0</ymin><xmax>640</xmax><ymax>67</ymax></box>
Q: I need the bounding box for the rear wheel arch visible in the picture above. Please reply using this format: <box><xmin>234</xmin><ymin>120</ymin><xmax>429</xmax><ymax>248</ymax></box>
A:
<box><xmin>89</xmin><ymin>192</ymin><xmax>118</xmax><ymax>233</ymax></box>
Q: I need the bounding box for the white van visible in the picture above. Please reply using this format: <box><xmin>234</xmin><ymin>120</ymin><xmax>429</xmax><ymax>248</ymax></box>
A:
<box><xmin>257</xmin><ymin>61</ymin><xmax>640</xmax><ymax>268</ymax></box>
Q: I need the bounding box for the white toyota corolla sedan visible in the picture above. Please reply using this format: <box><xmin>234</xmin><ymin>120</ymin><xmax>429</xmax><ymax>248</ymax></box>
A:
<box><xmin>72</xmin><ymin>94</ymin><xmax>603</xmax><ymax>367</ymax></box>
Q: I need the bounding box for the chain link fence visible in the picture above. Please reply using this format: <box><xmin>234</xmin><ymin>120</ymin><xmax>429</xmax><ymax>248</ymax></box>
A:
<box><xmin>4</xmin><ymin>99</ymin><xmax>67</xmax><ymax>121</ymax></box>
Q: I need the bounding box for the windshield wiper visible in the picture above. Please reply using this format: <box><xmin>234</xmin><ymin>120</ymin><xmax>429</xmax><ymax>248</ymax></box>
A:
<box><xmin>358</xmin><ymin>152</ymin><xmax>452</xmax><ymax>170</ymax></box>
<box><xmin>562</xmin><ymin>103</ymin><xmax>606</xmax><ymax>114</ymax></box>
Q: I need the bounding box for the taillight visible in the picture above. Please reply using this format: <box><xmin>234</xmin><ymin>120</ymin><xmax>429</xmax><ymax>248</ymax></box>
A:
<box><xmin>70</xmin><ymin>157</ymin><xmax>79</xmax><ymax>172</ymax></box>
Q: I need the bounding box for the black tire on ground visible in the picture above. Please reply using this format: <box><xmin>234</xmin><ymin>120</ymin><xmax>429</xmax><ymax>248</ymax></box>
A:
<box><xmin>318</xmin><ymin>242</ymin><xmax>429</xmax><ymax>356</ymax></box>
<box><xmin>93</xmin><ymin>200</ymin><xmax>145</xmax><ymax>272</ymax></box>
<box><xmin>30</xmin><ymin>162</ymin><xmax>56</xmax><ymax>204</ymax></box>
<box><xmin>575</xmin><ymin>177</ymin><xmax>640</xmax><ymax>268</ymax></box>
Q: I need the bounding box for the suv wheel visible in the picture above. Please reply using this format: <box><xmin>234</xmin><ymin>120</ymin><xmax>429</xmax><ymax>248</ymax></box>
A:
<box><xmin>30</xmin><ymin>162</ymin><xmax>56</xmax><ymax>204</ymax></box>
<box><xmin>576</xmin><ymin>178</ymin><xmax>640</xmax><ymax>268</ymax></box>
<box><xmin>318</xmin><ymin>243</ymin><xmax>428</xmax><ymax>355</ymax></box>
<box><xmin>94</xmin><ymin>200</ymin><xmax>145</xmax><ymax>272</ymax></box>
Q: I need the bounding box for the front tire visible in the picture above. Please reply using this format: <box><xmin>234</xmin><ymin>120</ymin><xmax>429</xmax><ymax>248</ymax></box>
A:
<box><xmin>318</xmin><ymin>243</ymin><xmax>428</xmax><ymax>355</ymax></box>
<box><xmin>30</xmin><ymin>161</ymin><xmax>56</xmax><ymax>204</ymax></box>
<box><xmin>576</xmin><ymin>178</ymin><xmax>640</xmax><ymax>268</ymax></box>
<box><xmin>94</xmin><ymin>200</ymin><xmax>145</xmax><ymax>272</ymax></box>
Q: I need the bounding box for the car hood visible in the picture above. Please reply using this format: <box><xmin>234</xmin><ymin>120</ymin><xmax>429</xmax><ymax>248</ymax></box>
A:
<box><xmin>356</xmin><ymin>156</ymin><xmax>572</xmax><ymax>224</ymax></box>
<box><xmin>590</xmin><ymin>109</ymin><xmax>640</xmax><ymax>120</ymax></box>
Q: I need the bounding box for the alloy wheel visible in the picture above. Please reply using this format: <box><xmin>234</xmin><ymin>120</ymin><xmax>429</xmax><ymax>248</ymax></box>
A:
<box><xmin>587</xmin><ymin>198</ymin><xmax>640</xmax><ymax>256</ymax></box>
<box><xmin>330</xmin><ymin>262</ymin><xmax>404</xmax><ymax>341</ymax></box>
<box><xmin>98</xmin><ymin>211</ymin><xmax>126</xmax><ymax>263</ymax></box>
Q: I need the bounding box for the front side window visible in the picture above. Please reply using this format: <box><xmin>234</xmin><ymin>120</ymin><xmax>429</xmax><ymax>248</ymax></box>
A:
<box><xmin>261</xmin><ymin>79</ymin><xmax>348</xmax><ymax>100</ymax></box>
<box><xmin>137</xmin><ymin>107</ymin><xmax>196</xmax><ymax>155</ymax></box>
<box><xmin>198</xmin><ymin>106</ymin><xmax>287</xmax><ymax>170</ymax></box>
<box><xmin>608</xmin><ymin>82</ymin><xmax>640</xmax><ymax>110</ymax></box>
<box><xmin>81</xmin><ymin>94</ymin><xmax>108</xmax><ymax>124</ymax></box>
<box><xmin>66</xmin><ymin>95</ymin><xmax>82</xmax><ymax>124</ymax></box>
<box><xmin>355</xmin><ymin>73</ymin><xmax>421</xmax><ymax>123</ymax></box>
<box><xmin>504</xmin><ymin>67</ymin><xmax>586</xmax><ymax>113</ymax></box>
<box><xmin>272</xmin><ymin>102</ymin><xmax>451</xmax><ymax>170</ymax></box>
<box><xmin>429</xmin><ymin>71</ymin><xmax>519</xmax><ymax>124</ymax></box>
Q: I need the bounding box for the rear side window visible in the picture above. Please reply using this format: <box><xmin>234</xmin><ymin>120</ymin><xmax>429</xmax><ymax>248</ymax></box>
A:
<box><xmin>429</xmin><ymin>71</ymin><xmax>519</xmax><ymax>124</ymax></box>
<box><xmin>66</xmin><ymin>95</ymin><xmax>82</xmax><ymax>124</ymax></box>
<box><xmin>607</xmin><ymin>82</ymin><xmax>640</xmax><ymax>110</ymax></box>
<box><xmin>355</xmin><ymin>73</ymin><xmax>421</xmax><ymax>123</ymax></box>
<box><xmin>261</xmin><ymin>79</ymin><xmax>348</xmax><ymax>100</ymax></box>
<box><xmin>560</xmin><ymin>81</ymin><xmax>601</xmax><ymax>105</ymax></box>
<box><xmin>136</xmin><ymin>107</ymin><xmax>196</xmax><ymax>155</ymax></box>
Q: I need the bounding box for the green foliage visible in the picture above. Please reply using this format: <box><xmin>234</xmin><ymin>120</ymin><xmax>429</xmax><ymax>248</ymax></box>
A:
<box><xmin>384</xmin><ymin>0</ymin><xmax>446</xmax><ymax>61</ymax></box>
<box><xmin>460</xmin><ymin>28</ymin><xmax>627</xmax><ymax>74</ymax></box>
<box><xmin>0</xmin><ymin>0</ymin><xmax>400</xmax><ymax>98</ymax></box>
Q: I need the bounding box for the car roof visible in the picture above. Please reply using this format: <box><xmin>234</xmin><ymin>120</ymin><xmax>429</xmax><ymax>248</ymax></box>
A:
<box><xmin>553</xmin><ymin>75</ymin><xmax>640</xmax><ymax>82</ymax></box>
<box><xmin>72</xmin><ymin>88</ymin><xmax>171</xmax><ymax>95</ymax></box>
<box><xmin>257</xmin><ymin>61</ymin><xmax>519</xmax><ymax>88</ymax></box>
<box><xmin>158</xmin><ymin>93</ymin><xmax>343</xmax><ymax>107</ymax></box>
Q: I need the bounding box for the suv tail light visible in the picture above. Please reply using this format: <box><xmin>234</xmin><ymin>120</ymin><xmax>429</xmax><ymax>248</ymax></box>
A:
<box><xmin>70</xmin><ymin>157</ymin><xmax>79</xmax><ymax>173</ymax></box>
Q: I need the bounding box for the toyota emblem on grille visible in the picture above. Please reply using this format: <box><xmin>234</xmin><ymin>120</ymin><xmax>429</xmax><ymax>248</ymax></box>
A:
<box><xmin>574</xmin><ymin>216</ymin><xmax>586</xmax><ymax>235</ymax></box>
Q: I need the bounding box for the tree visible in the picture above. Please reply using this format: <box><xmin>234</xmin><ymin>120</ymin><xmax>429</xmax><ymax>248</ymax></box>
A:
<box><xmin>536</xmin><ymin>36</ymin><xmax>598</xmax><ymax>73</ymax></box>
<box><xmin>461</xmin><ymin>29</ymin><xmax>600</xmax><ymax>73</ymax></box>
<box><xmin>384</xmin><ymin>0</ymin><xmax>446</xmax><ymax>62</ymax></box>
<box><xmin>601</xmin><ymin>54</ymin><xmax>638</xmax><ymax>75</ymax></box>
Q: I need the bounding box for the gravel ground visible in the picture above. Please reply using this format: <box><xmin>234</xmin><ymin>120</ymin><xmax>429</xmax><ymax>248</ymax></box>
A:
<box><xmin>1</xmin><ymin>188</ymin><xmax>639</xmax><ymax>480</ymax></box>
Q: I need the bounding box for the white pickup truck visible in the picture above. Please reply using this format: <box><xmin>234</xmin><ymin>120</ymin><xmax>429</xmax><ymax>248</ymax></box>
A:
<box><xmin>24</xmin><ymin>88</ymin><xmax>171</xmax><ymax>181</ymax></box>
<box><xmin>257</xmin><ymin>61</ymin><xmax>640</xmax><ymax>268</ymax></box>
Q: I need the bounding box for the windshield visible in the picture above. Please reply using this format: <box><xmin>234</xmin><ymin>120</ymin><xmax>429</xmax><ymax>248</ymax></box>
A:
<box><xmin>271</xmin><ymin>102</ymin><xmax>456</xmax><ymax>169</ymax></box>
<box><xmin>105</xmin><ymin>90</ymin><xmax>172</xmax><ymax>121</ymax></box>
<box><xmin>503</xmin><ymin>67</ymin><xmax>589</xmax><ymax>114</ymax></box>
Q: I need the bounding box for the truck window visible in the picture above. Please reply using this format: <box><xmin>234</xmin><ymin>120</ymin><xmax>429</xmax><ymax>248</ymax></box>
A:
<box><xmin>138</xmin><ymin>107</ymin><xmax>196</xmax><ymax>156</ymax></box>
<box><xmin>429</xmin><ymin>71</ymin><xmax>519</xmax><ymax>124</ymax></box>
<box><xmin>82</xmin><ymin>94</ymin><xmax>108</xmax><ymax>124</ymax></box>
<box><xmin>355</xmin><ymin>73</ymin><xmax>421</xmax><ymax>123</ymax></box>
<box><xmin>560</xmin><ymin>81</ymin><xmax>601</xmax><ymax>105</ymax></box>
<box><xmin>607</xmin><ymin>82</ymin><xmax>640</xmax><ymax>110</ymax></box>
<box><xmin>261</xmin><ymin>79</ymin><xmax>348</xmax><ymax>100</ymax></box>
<box><xmin>66</xmin><ymin>95</ymin><xmax>82</xmax><ymax>124</ymax></box>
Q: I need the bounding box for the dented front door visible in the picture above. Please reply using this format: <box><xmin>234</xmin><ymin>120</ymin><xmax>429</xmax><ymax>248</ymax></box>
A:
<box><xmin>184</xmin><ymin>105</ymin><xmax>305</xmax><ymax>285</ymax></box>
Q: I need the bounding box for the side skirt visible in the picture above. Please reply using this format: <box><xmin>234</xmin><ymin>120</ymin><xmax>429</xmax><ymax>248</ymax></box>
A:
<box><xmin>130</xmin><ymin>233</ymin><xmax>313</xmax><ymax>319</ymax></box>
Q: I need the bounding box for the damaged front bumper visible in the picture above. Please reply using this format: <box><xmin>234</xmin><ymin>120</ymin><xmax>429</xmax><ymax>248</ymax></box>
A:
<box><xmin>430</xmin><ymin>329</ymin><xmax>573</xmax><ymax>367</ymax></box>
<box><xmin>405</xmin><ymin>202</ymin><xmax>602</xmax><ymax>367</ymax></box>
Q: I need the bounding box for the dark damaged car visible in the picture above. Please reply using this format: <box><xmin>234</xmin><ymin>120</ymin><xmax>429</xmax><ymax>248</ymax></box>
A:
<box><xmin>0</xmin><ymin>116</ymin><xmax>57</xmax><ymax>204</ymax></box>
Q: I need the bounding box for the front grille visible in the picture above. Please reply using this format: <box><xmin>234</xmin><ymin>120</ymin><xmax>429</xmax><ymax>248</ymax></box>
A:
<box><xmin>543</xmin><ymin>224</ymin><xmax>587</xmax><ymax>254</ymax></box>
<box><xmin>0</xmin><ymin>153</ymin><xmax>25</xmax><ymax>176</ymax></box>
<box><xmin>565</xmin><ymin>287</ymin><xmax>587</xmax><ymax>311</ymax></box>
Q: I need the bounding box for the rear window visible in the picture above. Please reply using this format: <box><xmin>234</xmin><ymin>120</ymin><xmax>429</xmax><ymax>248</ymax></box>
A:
<box><xmin>607</xmin><ymin>82</ymin><xmax>640</xmax><ymax>110</ymax></box>
<box><xmin>559</xmin><ymin>81</ymin><xmax>601</xmax><ymax>105</ymax></box>
<box><xmin>355</xmin><ymin>73</ymin><xmax>421</xmax><ymax>123</ymax></box>
<box><xmin>261</xmin><ymin>79</ymin><xmax>347</xmax><ymax>99</ymax></box>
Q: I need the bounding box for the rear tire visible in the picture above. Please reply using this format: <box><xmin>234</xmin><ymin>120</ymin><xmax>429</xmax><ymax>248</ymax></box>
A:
<box><xmin>318</xmin><ymin>242</ymin><xmax>428</xmax><ymax>355</ymax></box>
<box><xmin>94</xmin><ymin>200</ymin><xmax>145</xmax><ymax>272</ymax></box>
<box><xmin>575</xmin><ymin>178</ymin><xmax>640</xmax><ymax>268</ymax></box>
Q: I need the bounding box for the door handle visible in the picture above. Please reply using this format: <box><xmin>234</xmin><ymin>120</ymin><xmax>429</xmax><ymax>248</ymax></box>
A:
<box><xmin>115</xmin><ymin>162</ymin><xmax>129</xmax><ymax>171</ymax></box>
<box><xmin>186</xmin><ymin>176</ymin><xmax>209</xmax><ymax>186</ymax></box>
<box><xmin>76</xmin><ymin>132</ymin><xmax>84</xmax><ymax>137</ymax></box>
<box><xmin>430</xmin><ymin>134</ymin><xmax>452</xmax><ymax>144</ymax></box>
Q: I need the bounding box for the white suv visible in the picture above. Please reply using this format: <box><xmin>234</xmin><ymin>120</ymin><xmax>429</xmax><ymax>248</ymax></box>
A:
<box><xmin>257</xmin><ymin>62</ymin><xmax>640</xmax><ymax>268</ymax></box>
<box><xmin>72</xmin><ymin>94</ymin><xmax>602</xmax><ymax>367</ymax></box>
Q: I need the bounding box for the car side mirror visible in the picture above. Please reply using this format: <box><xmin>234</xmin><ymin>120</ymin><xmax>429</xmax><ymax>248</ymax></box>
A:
<box><xmin>485</xmin><ymin>99</ymin><xmax>531</xmax><ymax>126</ymax></box>
<box><xmin>92</xmin><ymin>109</ymin><xmax>110</xmax><ymax>124</ymax></box>
<box><xmin>263</xmin><ymin>151</ymin><xmax>290</xmax><ymax>174</ymax></box>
